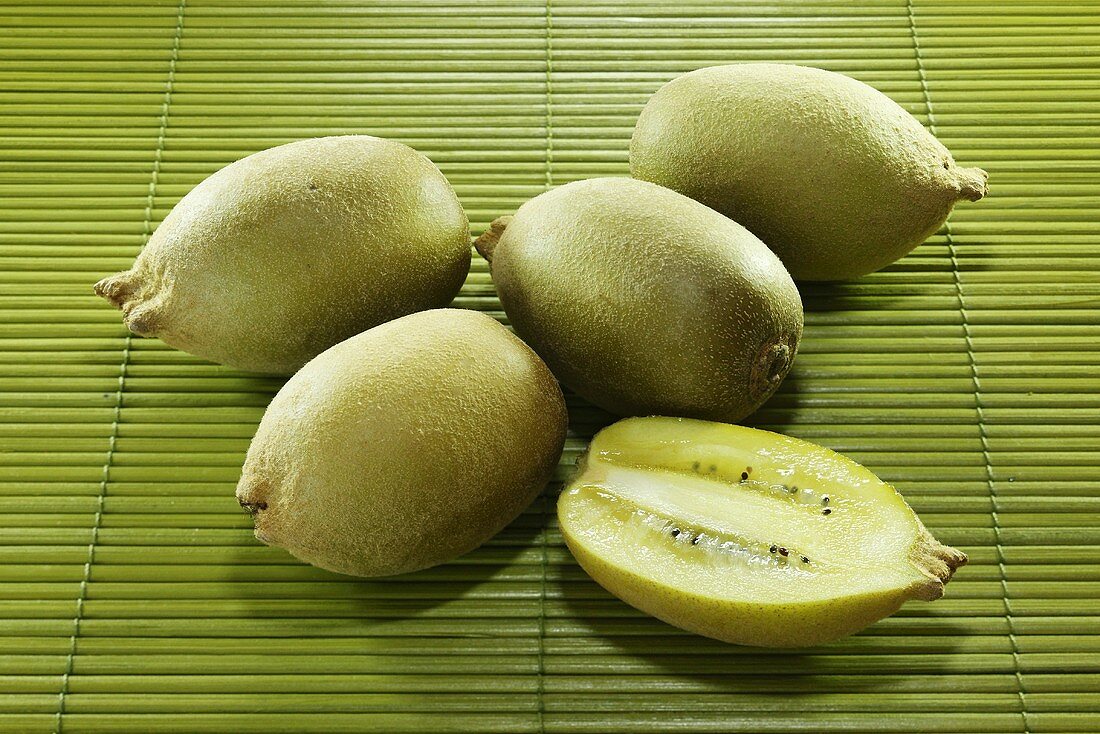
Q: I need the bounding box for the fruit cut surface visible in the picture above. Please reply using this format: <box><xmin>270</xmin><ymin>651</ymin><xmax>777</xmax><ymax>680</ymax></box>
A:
<box><xmin>558</xmin><ymin>417</ymin><xmax>966</xmax><ymax>647</ymax></box>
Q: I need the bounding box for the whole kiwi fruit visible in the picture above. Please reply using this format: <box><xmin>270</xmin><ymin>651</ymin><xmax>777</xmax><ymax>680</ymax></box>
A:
<box><xmin>630</xmin><ymin>64</ymin><xmax>989</xmax><ymax>281</ymax></box>
<box><xmin>94</xmin><ymin>135</ymin><xmax>471</xmax><ymax>374</ymax></box>
<box><xmin>236</xmin><ymin>308</ymin><xmax>567</xmax><ymax>577</ymax></box>
<box><xmin>475</xmin><ymin>177</ymin><xmax>802</xmax><ymax>423</ymax></box>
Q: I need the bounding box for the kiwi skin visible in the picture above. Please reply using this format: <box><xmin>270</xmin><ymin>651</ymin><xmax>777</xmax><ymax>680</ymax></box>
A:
<box><xmin>630</xmin><ymin>64</ymin><xmax>989</xmax><ymax>281</ymax></box>
<box><xmin>477</xmin><ymin>177</ymin><xmax>803</xmax><ymax>424</ymax></box>
<box><xmin>235</xmin><ymin>308</ymin><xmax>568</xmax><ymax>577</ymax></box>
<box><xmin>94</xmin><ymin>135</ymin><xmax>471</xmax><ymax>374</ymax></box>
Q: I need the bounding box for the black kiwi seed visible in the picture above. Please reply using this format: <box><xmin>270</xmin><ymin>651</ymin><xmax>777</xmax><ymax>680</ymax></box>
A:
<box><xmin>800</xmin><ymin>555</ymin><xmax>809</xmax><ymax>564</ymax></box>
<box><xmin>822</xmin><ymin>495</ymin><xmax>830</xmax><ymax>505</ymax></box>
<box><xmin>769</xmin><ymin>544</ymin><xmax>778</xmax><ymax>554</ymax></box>
<box><xmin>691</xmin><ymin>535</ymin><xmax>701</xmax><ymax>545</ymax></box>
<box><xmin>778</xmin><ymin>547</ymin><xmax>789</xmax><ymax>557</ymax></box>
<box><xmin>740</xmin><ymin>471</ymin><xmax>749</xmax><ymax>481</ymax></box>
<box><xmin>822</xmin><ymin>508</ymin><xmax>832</xmax><ymax>516</ymax></box>
<box><xmin>671</xmin><ymin>528</ymin><xmax>681</xmax><ymax>537</ymax></box>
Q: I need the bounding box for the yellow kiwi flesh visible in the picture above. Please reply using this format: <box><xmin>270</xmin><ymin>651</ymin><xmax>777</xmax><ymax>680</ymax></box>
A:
<box><xmin>558</xmin><ymin>417</ymin><xmax>967</xmax><ymax>647</ymax></box>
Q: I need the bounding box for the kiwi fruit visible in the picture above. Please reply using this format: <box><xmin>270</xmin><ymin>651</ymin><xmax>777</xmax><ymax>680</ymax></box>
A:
<box><xmin>236</xmin><ymin>308</ymin><xmax>567</xmax><ymax>577</ymax></box>
<box><xmin>558</xmin><ymin>416</ymin><xmax>967</xmax><ymax>647</ymax></box>
<box><xmin>94</xmin><ymin>135</ymin><xmax>471</xmax><ymax>374</ymax></box>
<box><xmin>630</xmin><ymin>64</ymin><xmax>989</xmax><ymax>281</ymax></box>
<box><xmin>475</xmin><ymin>177</ymin><xmax>802</xmax><ymax>424</ymax></box>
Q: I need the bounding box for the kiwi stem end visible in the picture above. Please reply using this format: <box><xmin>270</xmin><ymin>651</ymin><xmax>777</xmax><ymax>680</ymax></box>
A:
<box><xmin>909</xmin><ymin>530</ymin><xmax>968</xmax><ymax>601</ymax></box>
<box><xmin>93</xmin><ymin>271</ymin><xmax>136</xmax><ymax>309</ymax></box>
<box><xmin>473</xmin><ymin>216</ymin><xmax>513</xmax><ymax>264</ymax></box>
<box><xmin>238</xmin><ymin>499</ymin><xmax>268</xmax><ymax>516</ymax></box>
<box><xmin>956</xmin><ymin>166</ymin><xmax>989</xmax><ymax>202</ymax></box>
<box><xmin>749</xmin><ymin>336</ymin><xmax>796</xmax><ymax>402</ymax></box>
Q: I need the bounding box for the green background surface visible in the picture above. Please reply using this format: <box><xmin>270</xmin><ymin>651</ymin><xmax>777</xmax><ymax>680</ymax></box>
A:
<box><xmin>2</xmin><ymin>0</ymin><xmax>1099</xmax><ymax>731</ymax></box>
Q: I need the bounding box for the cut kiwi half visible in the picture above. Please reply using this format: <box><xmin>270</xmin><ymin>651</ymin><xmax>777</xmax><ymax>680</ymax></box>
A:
<box><xmin>558</xmin><ymin>416</ymin><xmax>967</xmax><ymax>647</ymax></box>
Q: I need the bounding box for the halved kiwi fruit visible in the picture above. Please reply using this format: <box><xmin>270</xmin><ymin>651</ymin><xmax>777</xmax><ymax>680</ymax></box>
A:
<box><xmin>558</xmin><ymin>417</ymin><xmax>967</xmax><ymax>647</ymax></box>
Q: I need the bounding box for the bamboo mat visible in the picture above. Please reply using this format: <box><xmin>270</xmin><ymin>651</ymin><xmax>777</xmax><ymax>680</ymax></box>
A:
<box><xmin>2</xmin><ymin>0</ymin><xmax>1099</xmax><ymax>732</ymax></box>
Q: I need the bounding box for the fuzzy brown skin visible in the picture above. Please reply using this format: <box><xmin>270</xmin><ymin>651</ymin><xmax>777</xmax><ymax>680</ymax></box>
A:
<box><xmin>631</xmin><ymin>64</ymin><xmax>988</xmax><ymax>281</ymax></box>
<box><xmin>477</xmin><ymin>177</ymin><xmax>803</xmax><ymax>424</ymax></box>
<box><xmin>94</xmin><ymin>135</ymin><xmax>471</xmax><ymax>374</ymax></box>
<box><xmin>236</xmin><ymin>309</ymin><xmax>567</xmax><ymax>578</ymax></box>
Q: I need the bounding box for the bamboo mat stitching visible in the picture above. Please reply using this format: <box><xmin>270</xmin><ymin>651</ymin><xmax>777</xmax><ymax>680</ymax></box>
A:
<box><xmin>51</xmin><ymin>2</ymin><xmax>187</xmax><ymax>731</ymax></box>
<box><xmin>906</xmin><ymin>2</ymin><xmax>1029</xmax><ymax>732</ymax></box>
<box><xmin>536</xmin><ymin>495</ymin><xmax>550</xmax><ymax>734</ymax></box>
<box><xmin>544</xmin><ymin>0</ymin><xmax>555</xmax><ymax>193</ymax></box>
<box><xmin>536</xmin><ymin>3</ymin><xmax>553</xmax><ymax>731</ymax></box>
